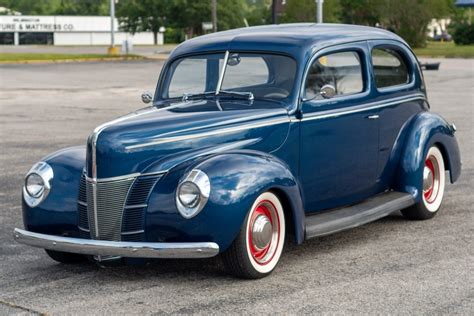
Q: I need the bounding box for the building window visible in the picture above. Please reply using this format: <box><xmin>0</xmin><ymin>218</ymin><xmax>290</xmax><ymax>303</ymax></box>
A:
<box><xmin>0</xmin><ymin>32</ymin><xmax>14</xmax><ymax>45</ymax></box>
<box><xmin>19</xmin><ymin>32</ymin><xmax>54</xmax><ymax>45</ymax></box>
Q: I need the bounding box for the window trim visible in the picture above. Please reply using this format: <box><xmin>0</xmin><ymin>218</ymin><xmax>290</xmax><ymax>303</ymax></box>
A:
<box><xmin>299</xmin><ymin>45</ymin><xmax>370</xmax><ymax>109</ymax></box>
<box><xmin>370</xmin><ymin>44</ymin><xmax>414</xmax><ymax>93</ymax></box>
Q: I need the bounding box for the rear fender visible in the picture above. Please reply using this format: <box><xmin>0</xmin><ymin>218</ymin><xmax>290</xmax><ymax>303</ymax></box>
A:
<box><xmin>395</xmin><ymin>112</ymin><xmax>461</xmax><ymax>202</ymax></box>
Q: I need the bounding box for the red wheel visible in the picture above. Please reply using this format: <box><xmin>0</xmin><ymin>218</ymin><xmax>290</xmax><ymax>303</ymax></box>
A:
<box><xmin>223</xmin><ymin>192</ymin><xmax>285</xmax><ymax>278</ymax></box>
<box><xmin>402</xmin><ymin>146</ymin><xmax>446</xmax><ymax>220</ymax></box>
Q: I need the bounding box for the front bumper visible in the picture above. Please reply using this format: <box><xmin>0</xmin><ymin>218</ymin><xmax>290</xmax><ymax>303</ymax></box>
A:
<box><xmin>13</xmin><ymin>228</ymin><xmax>219</xmax><ymax>259</ymax></box>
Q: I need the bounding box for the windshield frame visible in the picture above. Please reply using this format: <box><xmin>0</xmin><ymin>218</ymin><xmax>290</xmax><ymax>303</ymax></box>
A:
<box><xmin>155</xmin><ymin>50</ymin><xmax>298</xmax><ymax>107</ymax></box>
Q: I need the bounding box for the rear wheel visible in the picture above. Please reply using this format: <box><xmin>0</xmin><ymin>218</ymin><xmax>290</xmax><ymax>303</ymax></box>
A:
<box><xmin>402</xmin><ymin>146</ymin><xmax>446</xmax><ymax>220</ymax></box>
<box><xmin>45</xmin><ymin>249</ymin><xmax>87</xmax><ymax>264</ymax></box>
<box><xmin>223</xmin><ymin>192</ymin><xmax>286</xmax><ymax>279</ymax></box>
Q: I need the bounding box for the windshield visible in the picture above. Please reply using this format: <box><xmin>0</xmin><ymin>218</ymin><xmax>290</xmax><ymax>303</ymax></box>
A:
<box><xmin>162</xmin><ymin>52</ymin><xmax>297</xmax><ymax>102</ymax></box>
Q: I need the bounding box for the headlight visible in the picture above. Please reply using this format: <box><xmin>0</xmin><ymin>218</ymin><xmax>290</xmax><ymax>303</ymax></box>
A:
<box><xmin>25</xmin><ymin>173</ymin><xmax>45</xmax><ymax>198</ymax></box>
<box><xmin>23</xmin><ymin>162</ymin><xmax>53</xmax><ymax>208</ymax></box>
<box><xmin>176</xmin><ymin>169</ymin><xmax>210</xmax><ymax>219</ymax></box>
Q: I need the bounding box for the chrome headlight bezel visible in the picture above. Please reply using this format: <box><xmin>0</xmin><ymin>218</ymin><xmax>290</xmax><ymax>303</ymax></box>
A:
<box><xmin>23</xmin><ymin>162</ymin><xmax>53</xmax><ymax>208</ymax></box>
<box><xmin>176</xmin><ymin>169</ymin><xmax>210</xmax><ymax>219</ymax></box>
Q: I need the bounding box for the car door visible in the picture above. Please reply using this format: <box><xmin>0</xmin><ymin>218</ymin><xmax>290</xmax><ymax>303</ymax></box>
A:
<box><xmin>368</xmin><ymin>41</ymin><xmax>426</xmax><ymax>189</ymax></box>
<box><xmin>299</xmin><ymin>43</ymin><xmax>380</xmax><ymax>212</ymax></box>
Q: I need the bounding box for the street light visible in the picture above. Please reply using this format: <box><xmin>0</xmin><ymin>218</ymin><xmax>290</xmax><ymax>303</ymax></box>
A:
<box><xmin>316</xmin><ymin>0</ymin><xmax>324</xmax><ymax>23</ymax></box>
<box><xmin>108</xmin><ymin>0</ymin><xmax>119</xmax><ymax>55</ymax></box>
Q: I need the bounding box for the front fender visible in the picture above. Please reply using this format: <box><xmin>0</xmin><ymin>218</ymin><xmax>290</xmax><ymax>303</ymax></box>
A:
<box><xmin>146</xmin><ymin>151</ymin><xmax>304</xmax><ymax>252</ymax></box>
<box><xmin>395</xmin><ymin>112</ymin><xmax>461</xmax><ymax>202</ymax></box>
<box><xmin>22</xmin><ymin>146</ymin><xmax>85</xmax><ymax>236</ymax></box>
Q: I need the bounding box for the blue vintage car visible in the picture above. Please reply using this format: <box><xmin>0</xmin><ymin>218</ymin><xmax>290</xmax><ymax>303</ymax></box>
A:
<box><xmin>15</xmin><ymin>24</ymin><xmax>461</xmax><ymax>279</ymax></box>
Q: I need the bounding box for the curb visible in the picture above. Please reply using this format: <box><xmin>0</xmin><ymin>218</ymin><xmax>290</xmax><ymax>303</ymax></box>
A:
<box><xmin>0</xmin><ymin>55</ymin><xmax>168</xmax><ymax>65</ymax></box>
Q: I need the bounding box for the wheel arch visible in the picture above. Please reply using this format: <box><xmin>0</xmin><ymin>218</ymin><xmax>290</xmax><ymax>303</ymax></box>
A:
<box><xmin>394</xmin><ymin>112</ymin><xmax>461</xmax><ymax>202</ymax></box>
<box><xmin>190</xmin><ymin>150</ymin><xmax>306</xmax><ymax>248</ymax></box>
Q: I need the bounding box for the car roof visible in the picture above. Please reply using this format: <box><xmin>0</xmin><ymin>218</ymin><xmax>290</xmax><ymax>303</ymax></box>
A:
<box><xmin>168</xmin><ymin>23</ymin><xmax>408</xmax><ymax>61</ymax></box>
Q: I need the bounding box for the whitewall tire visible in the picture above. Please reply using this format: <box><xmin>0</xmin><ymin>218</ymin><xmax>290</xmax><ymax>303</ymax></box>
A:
<box><xmin>223</xmin><ymin>192</ymin><xmax>286</xmax><ymax>279</ymax></box>
<box><xmin>402</xmin><ymin>146</ymin><xmax>446</xmax><ymax>220</ymax></box>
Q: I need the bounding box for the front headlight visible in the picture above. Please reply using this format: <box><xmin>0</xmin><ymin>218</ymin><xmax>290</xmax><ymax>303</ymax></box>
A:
<box><xmin>176</xmin><ymin>169</ymin><xmax>210</xmax><ymax>219</ymax></box>
<box><xmin>25</xmin><ymin>173</ymin><xmax>45</xmax><ymax>198</ymax></box>
<box><xmin>23</xmin><ymin>162</ymin><xmax>53</xmax><ymax>208</ymax></box>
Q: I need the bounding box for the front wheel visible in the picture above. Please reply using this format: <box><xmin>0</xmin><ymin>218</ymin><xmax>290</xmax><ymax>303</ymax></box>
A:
<box><xmin>402</xmin><ymin>146</ymin><xmax>446</xmax><ymax>220</ymax></box>
<box><xmin>222</xmin><ymin>192</ymin><xmax>286</xmax><ymax>279</ymax></box>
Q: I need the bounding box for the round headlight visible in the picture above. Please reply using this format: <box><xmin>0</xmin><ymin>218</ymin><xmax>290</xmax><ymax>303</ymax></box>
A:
<box><xmin>178</xmin><ymin>182</ymin><xmax>201</xmax><ymax>208</ymax></box>
<box><xmin>23</xmin><ymin>162</ymin><xmax>53</xmax><ymax>208</ymax></box>
<box><xmin>25</xmin><ymin>173</ymin><xmax>45</xmax><ymax>198</ymax></box>
<box><xmin>176</xmin><ymin>169</ymin><xmax>210</xmax><ymax>219</ymax></box>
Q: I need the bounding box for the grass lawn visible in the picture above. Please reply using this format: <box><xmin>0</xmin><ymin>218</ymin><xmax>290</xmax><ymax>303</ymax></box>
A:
<box><xmin>414</xmin><ymin>42</ymin><xmax>474</xmax><ymax>58</ymax></box>
<box><xmin>0</xmin><ymin>53</ymin><xmax>143</xmax><ymax>62</ymax></box>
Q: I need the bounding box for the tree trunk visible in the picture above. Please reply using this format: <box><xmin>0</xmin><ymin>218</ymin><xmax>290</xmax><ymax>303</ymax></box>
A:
<box><xmin>153</xmin><ymin>31</ymin><xmax>158</xmax><ymax>45</ymax></box>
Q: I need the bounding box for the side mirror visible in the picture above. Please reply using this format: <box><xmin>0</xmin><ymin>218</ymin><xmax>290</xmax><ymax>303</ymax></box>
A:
<box><xmin>141</xmin><ymin>91</ymin><xmax>153</xmax><ymax>104</ymax></box>
<box><xmin>320</xmin><ymin>84</ymin><xmax>336</xmax><ymax>99</ymax></box>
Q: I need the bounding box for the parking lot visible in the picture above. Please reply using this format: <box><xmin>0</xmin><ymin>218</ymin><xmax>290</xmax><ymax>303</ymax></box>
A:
<box><xmin>0</xmin><ymin>58</ymin><xmax>473</xmax><ymax>314</ymax></box>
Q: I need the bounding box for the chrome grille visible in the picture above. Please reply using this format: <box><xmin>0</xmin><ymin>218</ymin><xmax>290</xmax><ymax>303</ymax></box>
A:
<box><xmin>77</xmin><ymin>173</ymin><xmax>161</xmax><ymax>242</ymax></box>
<box><xmin>87</xmin><ymin>177</ymin><xmax>135</xmax><ymax>241</ymax></box>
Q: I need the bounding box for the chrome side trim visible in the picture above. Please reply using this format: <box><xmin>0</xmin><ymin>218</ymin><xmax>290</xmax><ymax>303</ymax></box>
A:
<box><xmin>13</xmin><ymin>228</ymin><xmax>220</xmax><ymax>259</ymax></box>
<box><xmin>78</xmin><ymin>226</ymin><xmax>90</xmax><ymax>233</ymax></box>
<box><xmin>121</xmin><ymin>230</ymin><xmax>145</xmax><ymax>235</ymax></box>
<box><xmin>126</xmin><ymin>117</ymin><xmax>290</xmax><ymax>150</ymax></box>
<box><xmin>124</xmin><ymin>204</ymin><xmax>148</xmax><ymax>209</ymax></box>
<box><xmin>301</xmin><ymin>94</ymin><xmax>425</xmax><ymax>122</ymax></box>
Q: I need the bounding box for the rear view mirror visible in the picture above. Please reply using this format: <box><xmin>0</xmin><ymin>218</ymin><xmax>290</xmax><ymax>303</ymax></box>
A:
<box><xmin>320</xmin><ymin>84</ymin><xmax>336</xmax><ymax>99</ymax></box>
<box><xmin>141</xmin><ymin>91</ymin><xmax>153</xmax><ymax>104</ymax></box>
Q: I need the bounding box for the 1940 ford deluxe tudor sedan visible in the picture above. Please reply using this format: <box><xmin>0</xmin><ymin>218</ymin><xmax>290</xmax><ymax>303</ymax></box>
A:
<box><xmin>14</xmin><ymin>24</ymin><xmax>461</xmax><ymax>279</ymax></box>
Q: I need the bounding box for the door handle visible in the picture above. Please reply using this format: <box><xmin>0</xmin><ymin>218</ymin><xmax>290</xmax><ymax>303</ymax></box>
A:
<box><xmin>366</xmin><ymin>114</ymin><xmax>380</xmax><ymax>120</ymax></box>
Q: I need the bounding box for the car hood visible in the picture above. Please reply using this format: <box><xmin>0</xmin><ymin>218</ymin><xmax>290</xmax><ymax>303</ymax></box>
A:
<box><xmin>86</xmin><ymin>99</ymin><xmax>291</xmax><ymax>178</ymax></box>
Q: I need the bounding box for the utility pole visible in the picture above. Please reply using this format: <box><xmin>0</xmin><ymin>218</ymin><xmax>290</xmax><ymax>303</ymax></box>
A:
<box><xmin>108</xmin><ymin>0</ymin><xmax>118</xmax><ymax>54</ymax></box>
<box><xmin>212</xmin><ymin>0</ymin><xmax>217</xmax><ymax>32</ymax></box>
<box><xmin>316</xmin><ymin>0</ymin><xmax>324</xmax><ymax>23</ymax></box>
<box><xmin>272</xmin><ymin>0</ymin><xmax>277</xmax><ymax>24</ymax></box>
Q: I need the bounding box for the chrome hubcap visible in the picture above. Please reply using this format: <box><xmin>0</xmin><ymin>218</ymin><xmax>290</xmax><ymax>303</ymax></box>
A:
<box><xmin>252</xmin><ymin>215</ymin><xmax>273</xmax><ymax>250</ymax></box>
<box><xmin>423</xmin><ymin>165</ymin><xmax>434</xmax><ymax>192</ymax></box>
<box><xmin>248</xmin><ymin>200</ymin><xmax>281</xmax><ymax>265</ymax></box>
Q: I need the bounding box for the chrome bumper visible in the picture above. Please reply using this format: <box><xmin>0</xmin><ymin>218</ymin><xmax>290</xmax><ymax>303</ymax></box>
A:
<box><xmin>13</xmin><ymin>228</ymin><xmax>219</xmax><ymax>259</ymax></box>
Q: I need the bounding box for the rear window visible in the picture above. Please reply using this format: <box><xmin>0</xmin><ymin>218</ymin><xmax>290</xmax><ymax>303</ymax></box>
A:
<box><xmin>372</xmin><ymin>47</ymin><xmax>410</xmax><ymax>89</ymax></box>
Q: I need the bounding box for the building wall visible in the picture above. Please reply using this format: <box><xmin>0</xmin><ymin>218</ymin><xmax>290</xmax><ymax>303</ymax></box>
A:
<box><xmin>54</xmin><ymin>32</ymin><xmax>157</xmax><ymax>45</ymax></box>
<box><xmin>0</xmin><ymin>15</ymin><xmax>161</xmax><ymax>46</ymax></box>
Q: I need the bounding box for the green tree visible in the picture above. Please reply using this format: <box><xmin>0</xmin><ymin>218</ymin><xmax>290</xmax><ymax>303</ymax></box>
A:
<box><xmin>376</xmin><ymin>0</ymin><xmax>452</xmax><ymax>47</ymax></box>
<box><xmin>245</xmin><ymin>0</ymin><xmax>271</xmax><ymax>26</ymax></box>
<box><xmin>0</xmin><ymin>0</ymin><xmax>60</xmax><ymax>15</ymax></box>
<box><xmin>54</xmin><ymin>0</ymin><xmax>109</xmax><ymax>15</ymax></box>
<box><xmin>339</xmin><ymin>0</ymin><xmax>380</xmax><ymax>26</ymax></box>
<box><xmin>170</xmin><ymin>0</ymin><xmax>247</xmax><ymax>37</ymax></box>
<box><xmin>116</xmin><ymin>0</ymin><xmax>172</xmax><ymax>44</ymax></box>
<box><xmin>281</xmin><ymin>0</ymin><xmax>341</xmax><ymax>23</ymax></box>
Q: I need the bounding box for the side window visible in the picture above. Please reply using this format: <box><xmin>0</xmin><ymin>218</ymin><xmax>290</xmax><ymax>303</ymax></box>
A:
<box><xmin>305</xmin><ymin>51</ymin><xmax>363</xmax><ymax>100</ymax></box>
<box><xmin>372</xmin><ymin>47</ymin><xmax>409</xmax><ymax>89</ymax></box>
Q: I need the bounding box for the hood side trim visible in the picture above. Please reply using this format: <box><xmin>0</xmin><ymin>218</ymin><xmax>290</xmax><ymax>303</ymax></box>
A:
<box><xmin>125</xmin><ymin>116</ymin><xmax>290</xmax><ymax>151</ymax></box>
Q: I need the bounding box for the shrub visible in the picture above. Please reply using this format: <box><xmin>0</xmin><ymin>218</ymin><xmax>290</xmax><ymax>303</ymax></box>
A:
<box><xmin>452</xmin><ymin>23</ymin><xmax>474</xmax><ymax>45</ymax></box>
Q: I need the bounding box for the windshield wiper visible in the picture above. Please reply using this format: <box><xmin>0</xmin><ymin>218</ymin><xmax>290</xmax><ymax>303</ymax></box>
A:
<box><xmin>182</xmin><ymin>90</ymin><xmax>254</xmax><ymax>102</ymax></box>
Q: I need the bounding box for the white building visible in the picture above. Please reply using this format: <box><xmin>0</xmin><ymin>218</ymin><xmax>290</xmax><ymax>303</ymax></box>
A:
<box><xmin>0</xmin><ymin>15</ymin><xmax>162</xmax><ymax>46</ymax></box>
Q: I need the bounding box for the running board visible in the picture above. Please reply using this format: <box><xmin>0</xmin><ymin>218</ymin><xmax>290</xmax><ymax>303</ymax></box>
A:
<box><xmin>305</xmin><ymin>191</ymin><xmax>414</xmax><ymax>240</ymax></box>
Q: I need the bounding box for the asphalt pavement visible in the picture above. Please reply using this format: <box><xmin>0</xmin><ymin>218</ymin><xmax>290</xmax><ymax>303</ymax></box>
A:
<box><xmin>0</xmin><ymin>58</ymin><xmax>473</xmax><ymax>315</ymax></box>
